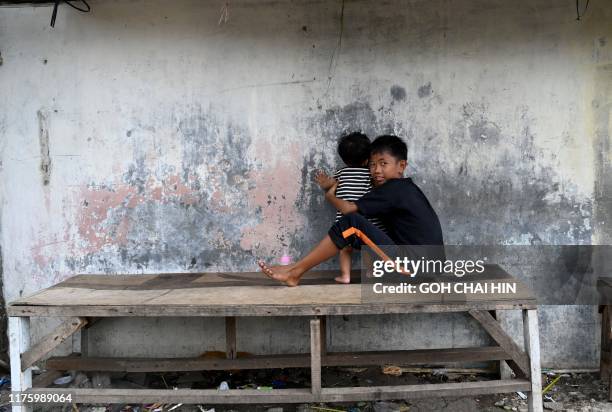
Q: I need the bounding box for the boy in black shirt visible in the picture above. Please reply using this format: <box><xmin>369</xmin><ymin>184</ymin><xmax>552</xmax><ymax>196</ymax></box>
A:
<box><xmin>258</xmin><ymin>135</ymin><xmax>443</xmax><ymax>286</ymax></box>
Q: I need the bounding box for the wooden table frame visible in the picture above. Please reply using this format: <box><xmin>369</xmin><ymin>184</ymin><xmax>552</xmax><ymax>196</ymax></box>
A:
<box><xmin>8</xmin><ymin>269</ymin><xmax>543</xmax><ymax>412</ymax></box>
<box><xmin>600</xmin><ymin>305</ymin><xmax>612</xmax><ymax>401</ymax></box>
<box><xmin>598</xmin><ymin>277</ymin><xmax>612</xmax><ymax>401</ymax></box>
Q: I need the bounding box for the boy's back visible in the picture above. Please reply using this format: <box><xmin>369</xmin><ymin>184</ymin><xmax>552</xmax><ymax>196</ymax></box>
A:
<box><xmin>334</xmin><ymin>167</ymin><xmax>383</xmax><ymax>229</ymax></box>
<box><xmin>355</xmin><ymin>177</ymin><xmax>443</xmax><ymax>245</ymax></box>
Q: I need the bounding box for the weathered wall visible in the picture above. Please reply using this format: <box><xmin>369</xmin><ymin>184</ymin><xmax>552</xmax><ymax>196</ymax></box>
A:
<box><xmin>1</xmin><ymin>0</ymin><xmax>611</xmax><ymax>367</ymax></box>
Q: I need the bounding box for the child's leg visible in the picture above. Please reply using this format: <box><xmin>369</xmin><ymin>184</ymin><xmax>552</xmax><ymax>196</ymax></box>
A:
<box><xmin>336</xmin><ymin>247</ymin><xmax>353</xmax><ymax>284</ymax></box>
<box><xmin>258</xmin><ymin>235</ymin><xmax>340</xmax><ymax>286</ymax></box>
<box><xmin>259</xmin><ymin>213</ymin><xmax>395</xmax><ymax>286</ymax></box>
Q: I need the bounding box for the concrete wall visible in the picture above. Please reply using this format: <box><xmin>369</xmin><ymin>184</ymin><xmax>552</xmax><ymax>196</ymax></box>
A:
<box><xmin>0</xmin><ymin>0</ymin><xmax>610</xmax><ymax>368</ymax></box>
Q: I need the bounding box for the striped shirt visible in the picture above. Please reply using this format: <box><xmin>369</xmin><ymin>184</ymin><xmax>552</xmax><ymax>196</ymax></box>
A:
<box><xmin>333</xmin><ymin>167</ymin><xmax>385</xmax><ymax>231</ymax></box>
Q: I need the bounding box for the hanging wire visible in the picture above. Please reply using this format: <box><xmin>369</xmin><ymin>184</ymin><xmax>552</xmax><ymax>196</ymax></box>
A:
<box><xmin>50</xmin><ymin>0</ymin><xmax>91</xmax><ymax>28</ymax></box>
<box><xmin>219</xmin><ymin>1</ymin><xmax>230</xmax><ymax>25</ymax></box>
<box><xmin>64</xmin><ymin>0</ymin><xmax>91</xmax><ymax>13</ymax></box>
<box><xmin>576</xmin><ymin>0</ymin><xmax>590</xmax><ymax>21</ymax></box>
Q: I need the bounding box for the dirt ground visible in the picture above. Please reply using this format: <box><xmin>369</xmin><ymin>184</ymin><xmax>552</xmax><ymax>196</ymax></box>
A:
<box><xmin>0</xmin><ymin>367</ymin><xmax>610</xmax><ymax>412</ymax></box>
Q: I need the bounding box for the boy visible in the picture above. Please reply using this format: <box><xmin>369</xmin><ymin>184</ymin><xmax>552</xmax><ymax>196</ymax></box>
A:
<box><xmin>315</xmin><ymin>132</ymin><xmax>385</xmax><ymax>284</ymax></box>
<box><xmin>258</xmin><ymin>135</ymin><xmax>443</xmax><ymax>286</ymax></box>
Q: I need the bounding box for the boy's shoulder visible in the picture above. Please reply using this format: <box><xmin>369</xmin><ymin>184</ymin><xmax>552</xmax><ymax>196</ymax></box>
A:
<box><xmin>379</xmin><ymin>177</ymin><xmax>415</xmax><ymax>189</ymax></box>
<box><xmin>375</xmin><ymin>178</ymin><xmax>425</xmax><ymax>199</ymax></box>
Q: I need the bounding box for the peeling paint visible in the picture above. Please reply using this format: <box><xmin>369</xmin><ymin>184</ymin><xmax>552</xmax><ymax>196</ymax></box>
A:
<box><xmin>37</xmin><ymin>110</ymin><xmax>51</xmax><ymax>185</ymax></box>
<box><xmin>241</xmin><ymin>142</ymin><xmax>306</xmax><ymax>254</ymax></box>
<box><xmin>593</xmin><ymin>65</ymin><xmax>612</xmax><ymax>244</ymax></box>
<box><xmin>390</xmin><ymin>85</ymin><xmax>406</xmax><ymax>101</ymax></box>
<box><xmin>417</xmin><ymin>82</ymin><xmax>433</xmax><ymax>98</ymax></box>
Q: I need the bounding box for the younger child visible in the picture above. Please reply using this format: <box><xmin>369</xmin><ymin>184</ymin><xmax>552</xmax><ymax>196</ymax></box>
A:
<box><xmin>315</xmin><ymin>132</ymin><xmax>385</xmax><ymax>284</ymax></box>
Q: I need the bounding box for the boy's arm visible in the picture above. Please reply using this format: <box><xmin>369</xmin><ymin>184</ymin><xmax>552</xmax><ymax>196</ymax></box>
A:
<box><xmin>315</xmin><ymin>170</ymin><xmax>337</xmax><ymax>191</ymax></box>
<box><xmin>325</xmin><ymin>183</ymin><xmax>358</xmax><ymax>215</ymax></box>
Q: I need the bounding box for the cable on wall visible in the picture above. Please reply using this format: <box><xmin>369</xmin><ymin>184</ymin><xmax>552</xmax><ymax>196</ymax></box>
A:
<box><xmin>575</xmin><ymin>0</ymin><xmax>590</xmax><ymax>21</ymax></box>
<box><xmin>50</xmin><ymin>0</ymin><xmax>90</xmax><ymax>28</ymax></box>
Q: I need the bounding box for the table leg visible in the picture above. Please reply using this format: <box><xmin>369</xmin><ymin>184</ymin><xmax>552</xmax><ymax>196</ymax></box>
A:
<box><xmin>320</xmin><ymin>315</ymin><xmax>327</xmax><ymax>357</ymax></box>
<box><xmin>600</xmin><ymin>306</ymin><xmax>612</xmax><ymax>400</ymax></box>
<box><xmin>495</xmin><ymin>310</ymin><xmax>514</xmax><ymax>380</ymax></box>
<box><xmin>225</xmin><ymin>316</ymin><xmax>237</xmax><ymax>359</ymax></box>
<box><xmin>310</xmin><ymin>318</ymin><xmax>322</xmax><ymax>400</ymax></box>
<box><xmin>80</xmin><ymin>326</ymin><xmax>89</xmax><ymax>356</ymax></box>
<box><xmin>9</xmin><ymin>317</ymin><xmax>32</xmax><ymax>412</ymax></box>
<box><xmin>523</xmin><ymin>309</ymin><xmax>543</xmax><ymax>412</ymax></box>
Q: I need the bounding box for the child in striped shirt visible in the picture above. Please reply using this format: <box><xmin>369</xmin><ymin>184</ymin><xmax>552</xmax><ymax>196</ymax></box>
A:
<box><xmin>316</xmin><ymin>132</ymin><xmax>385</xmax><ymax>284</ymax></box>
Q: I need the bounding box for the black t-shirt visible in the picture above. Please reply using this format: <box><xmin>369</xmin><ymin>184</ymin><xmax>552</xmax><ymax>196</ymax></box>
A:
<box><xmin>355</xmin><ymin>178</ymin><xmax>444</xmax><ymax>245</ymax></box>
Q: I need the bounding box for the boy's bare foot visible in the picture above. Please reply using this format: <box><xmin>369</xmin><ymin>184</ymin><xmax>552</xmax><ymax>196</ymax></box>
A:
<box><xmin>334</xmin><ymin>275</ymin><xmax>351</xmax><ymax>284</ymax></box>
<box><xmin>257</xmin><ymin>260</ymin><xmax>302</xmax><ymax>287</ymax></box>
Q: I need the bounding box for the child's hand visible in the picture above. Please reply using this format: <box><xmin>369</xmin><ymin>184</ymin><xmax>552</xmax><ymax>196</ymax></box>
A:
<box><xmin>315</xmin><ymin>170</ymin><xmax>337</xmax><ymax>191</ymax></box>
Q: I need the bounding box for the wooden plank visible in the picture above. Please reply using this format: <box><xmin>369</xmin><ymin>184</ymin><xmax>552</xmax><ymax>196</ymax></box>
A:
<box><xmin>320</xmin><ymin>315</ymin><xmax>327</xmax><ymax>357</ymax></box>
<box><xmin>225</xmin><ymin>317</ymin><xmax>237</xmax><ymax>359</ymax></box>
<box><xmin>9</xmin><ymin>317</ymin><xmax>33</xmax><ymax>412</ymax></box>
<box><xmin>81</xmin><ymin>326</ymin><xmax>89</xmax><ymax>356</ymax></box>
<box><xmin>45</xmin><ymin>347</ymin><xmax>511</xmax><ymax>372</ymax></box>
<box><xmin>48</xmin><ymin>270</ymin><xmax>358</xmax><ymax>290</ymax></box>
<box><xmin>21</xmin><ymin>317</ymin><xmax>87</xmax><ymax>371</ymax></box>
<box><xmin>320</xmin><ymin>379</ymin><xmax>531</xmax><ymax>402</ymax></box>
<box><xmin>469</xmin><ymin>310</ymin><xmax>530</xmax><ymax>378</ymax></box>
<box><xmin>24</xmin><ymin>379</ymin><xmax>531</xmax><ymax>404</ymax></box>
<box><xmin>7</xmin><ymin>301</ymin><xmax>537</xmax><ymax>318</ymax></box>
<box><xmin>601</xmin><ymin>306</ymin><xmax>611</xmax><ymax>378</ymax></box>
<box><xmin>495</xmin><ymin>310</ymin><xmax>515</xmax><ymax>380</ymax></box>
<box><xmin>324</xmin><ymin>379</ymin><xmax>531</xmax><ymax>400</ymax></box>
<box><xmin>523</xmin><ymin>309</ymin><xmax>543</xmax><ymax>412</ymax></box>
<box><xmin>14</xmin><ymin>281</ymin><xmax>533</xmax><ymax>308</ymax></box>
<box><xmin>26</xmin><ymin>387</ymin><xmax>315</xmax><ymax>404</ymax></box>
<box><xmin>8</xmin><ymin>266</ymin><xmax>535</xmax><ymax>314</ymax></box>
<box><xmin>310</xmin><ymin>318</ymin><xmax>321</xmax><ymax>398</ymax></box>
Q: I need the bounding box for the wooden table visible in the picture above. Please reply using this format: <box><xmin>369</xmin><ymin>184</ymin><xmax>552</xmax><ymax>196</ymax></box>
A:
<box><xmin>8</xmin><ymin>265</ymin><xmax>543</xmax><ymax>411</ymax></box>
<box><xmin>598</xmin><ymin>277</ymin><xmax>612</xmax><ymax>401</ymax></box>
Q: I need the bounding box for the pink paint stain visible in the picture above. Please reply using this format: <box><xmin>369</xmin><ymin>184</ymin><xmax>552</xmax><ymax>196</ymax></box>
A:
<box><xmin>240</xmin><ymin>142</ymin><xmax>306</xmax><ymax>253</ymax></box>
<box><xmin>76</xmin><ymin>174</ymin><xmax>202</xmax><ymax>253</ymax></box>
<box><xmin>77</xmin><ymin>184</ymin><xmax>140</xmax><ymax>254</ymax></box>
<box><xmin>32</xmin><ymin>173</ymin><xmax>204</xmax><ymax>268</ymax></box>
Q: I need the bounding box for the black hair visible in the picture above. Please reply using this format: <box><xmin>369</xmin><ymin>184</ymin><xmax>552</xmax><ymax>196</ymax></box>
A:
<box><xmin>370</xmin><ymin>135</ymin><xmax>407</xmax><ymax>161</ymax></box>
<box><xmin>337</xmin><ymin>132</ymin><xmax>371</xmax><ymax>167</ymax></box>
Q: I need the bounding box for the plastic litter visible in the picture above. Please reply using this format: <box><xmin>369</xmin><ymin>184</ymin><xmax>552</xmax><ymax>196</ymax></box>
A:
<box><xmin>218</xmin><ymin>381</ymin><xmax>229</xmax><ymax>391</ymax></box>
<box><xmin>542</xmin><ymin>375</ymin><xmax>562</xmax><ymax>395</ymax></box>
<box><xmin>257</xmin><ymin>386</ymin><xmax>273</xmax><ymax>391</ymax></box>
<box><xmin>516</xmin><ymin>391</ymin><xmax>528</xmax><ymax>400</ymax></box>
<box><xmin>311</xmin><ymin>407</ymin><xmax>346</xmax><ymax>412</ymax></box>
<box><xmin>53</xmin><ymin>375</ymin><xmax>73</xmax><ymax>385</ymax></box>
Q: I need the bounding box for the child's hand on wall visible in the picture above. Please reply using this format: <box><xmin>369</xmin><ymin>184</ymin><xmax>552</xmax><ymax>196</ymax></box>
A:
<box><xmin>315</xmin><ymin>170</ymin><xmax>337</xmax><ymax>191</ymax></box>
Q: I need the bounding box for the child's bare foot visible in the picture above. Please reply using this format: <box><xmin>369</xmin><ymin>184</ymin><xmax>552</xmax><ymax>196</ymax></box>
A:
<box><xmin>334</xmin><ymin>274</ymin><xmax>351</xmax><ymax>284</ymax></box>
<box><xmin>257</xmin><ymin>260</ymin><xmax>302</xmax><ymax>287</ymax></box>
